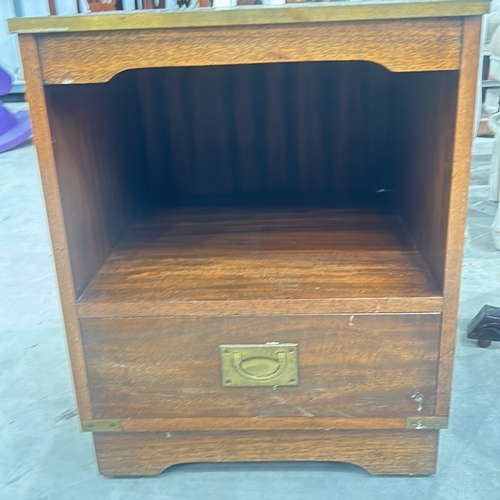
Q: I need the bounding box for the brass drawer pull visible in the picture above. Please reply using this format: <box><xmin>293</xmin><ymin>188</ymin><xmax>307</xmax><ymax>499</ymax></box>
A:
<box><xmin>233</xmin><ymin>351</ymin><xmax>287</xmax><ymax>382</ymax></box>
<box><xmin>220</xmin><ymin>343</ymin><xmax>298</xmax><ymax>387</ymax></box>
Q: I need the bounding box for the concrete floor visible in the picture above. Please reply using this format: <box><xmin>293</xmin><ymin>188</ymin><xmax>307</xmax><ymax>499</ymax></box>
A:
<box><xmin>0</xmin><ymin>103</ymin><xmax>499</xmax><ymax>499</ymax></box>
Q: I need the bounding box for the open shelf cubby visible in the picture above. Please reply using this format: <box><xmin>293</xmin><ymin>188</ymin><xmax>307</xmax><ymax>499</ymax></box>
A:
<box><xmin>44</xmin><ymin>60</ymin><xmax>457</xmax><ymax>316</ymax></box>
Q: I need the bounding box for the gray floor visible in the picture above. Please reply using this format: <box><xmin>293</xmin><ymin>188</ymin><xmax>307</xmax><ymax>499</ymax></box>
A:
<box><xmin>1</xmin><ymin>103</ymin><xmax>499</xmax><ymax>499</ymax></box>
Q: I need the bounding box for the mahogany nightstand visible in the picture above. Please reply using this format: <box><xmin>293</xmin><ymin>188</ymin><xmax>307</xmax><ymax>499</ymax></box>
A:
<box><xmin>9</xmin><ymin>1</ymin><xmax>488</xmax><ymax>475</ymax></box>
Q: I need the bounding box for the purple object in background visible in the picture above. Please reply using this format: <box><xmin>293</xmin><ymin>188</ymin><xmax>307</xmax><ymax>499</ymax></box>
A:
<box><xmin>0</xmin><ymin>67</ymin><xmax>32</xmax><ymax>153</ymax></box>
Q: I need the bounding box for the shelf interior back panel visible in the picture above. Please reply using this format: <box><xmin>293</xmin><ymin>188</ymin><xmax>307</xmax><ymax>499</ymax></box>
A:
<box><xmin>77</xmin><ymin>208</ymin><xmax>443</xmax><ymax>317</ymax></box>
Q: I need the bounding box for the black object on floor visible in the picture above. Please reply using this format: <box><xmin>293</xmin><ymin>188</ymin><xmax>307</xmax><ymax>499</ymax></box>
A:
<box><xmin>467</xmin><ymin>305</ymin><xmax>500</xmax><ymax>347</ymax></box>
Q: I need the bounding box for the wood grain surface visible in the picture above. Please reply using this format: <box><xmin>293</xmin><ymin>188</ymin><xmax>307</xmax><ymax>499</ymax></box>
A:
<box><xmin>17</xmin><ymin>36</ymin><xmax>92</xmax><ymax>418</ymax></box>
<box><xmin>93</xmin><ymin>430</ymin><xmax>439</xmax><ymax>476</ymax></box>
<box><xmin>391</xmin><ymin>71</ymin><xmax>458</xmax><ymax>289</ymax></box>
<box><xmin>77</xmin><ymin>209</ymin><xmax>443</xmax><ymax>317</ymax></box>
<box><xmin>81</xmin><ymin>313</ymin><xmax>440</xmax><ymax>419</ymax></box>
<box><xmin>437</xmin><ymin>16</ymin><xmax>482</xmax><ymax>415</ymax></box>
<box><xmin>45</xmin><ymin>75</ymin><xmax>146</xmax><ymax>296</ymax></box>
<box><xmin>36</xmin><ymin>19</ymin><xmax>462</xmax><ymax>84</ymax></box>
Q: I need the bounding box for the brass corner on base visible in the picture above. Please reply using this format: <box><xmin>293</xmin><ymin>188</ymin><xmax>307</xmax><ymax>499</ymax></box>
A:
<box><xmin>405</xmin><ymin>416</ymin><xmax>449</xmax><ymax>430</ymax></box>
<box><xmin>81</xmin><ymin>419</ymin><xmax>122</xmax><ymax>432</ymax></box>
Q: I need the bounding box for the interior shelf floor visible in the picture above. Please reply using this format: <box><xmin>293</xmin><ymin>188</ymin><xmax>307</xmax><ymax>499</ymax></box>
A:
<box><xmin>77</xmin><ymin>208</ymin><xmax>443</xmax><ymax>317</ymax></box>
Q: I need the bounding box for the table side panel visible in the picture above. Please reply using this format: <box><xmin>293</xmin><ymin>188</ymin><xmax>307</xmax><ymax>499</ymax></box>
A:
<box><xmin>437</xmin><ymin>16</ymin><xmax>482</xmax><ymax>415</ymax></box>
<box><xmin>45</xmin><ymin>76</ymin><xmax>147</xmax><ymax>297</ymax></box>
<box><xmin>391</xmin><ymin>70</ymin><xmax>459</xmax><ymax>290</ymax></box>
<box><xmin>17</xmin><ymin>35</ymin><xmax>93</xmax><ymax>418</ymax></box>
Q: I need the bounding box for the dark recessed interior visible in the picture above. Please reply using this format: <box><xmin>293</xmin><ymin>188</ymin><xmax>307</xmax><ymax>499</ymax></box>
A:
<box><xmin>44</xmin><ymin>61</ymin><xmax>458</xmax><ymax>304</ymax></box>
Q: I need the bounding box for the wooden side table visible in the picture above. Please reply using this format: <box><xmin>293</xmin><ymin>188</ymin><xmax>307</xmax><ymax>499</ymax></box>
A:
<box><xmin>9</xmin><ymin>1</ymin><xmax>488</xmax><ymax>476</ymax></box>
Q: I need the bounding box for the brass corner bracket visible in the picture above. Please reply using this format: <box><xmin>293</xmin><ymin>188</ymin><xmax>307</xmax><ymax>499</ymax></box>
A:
<box><xmin>406</xmin><ymin>416</ymin><xmax>448</xmax><ymax>430</ymax></box>
<box><xmin>81</xmin><ymin>419</ymin><xmax>122</xmax><ymax>432</ymax></box>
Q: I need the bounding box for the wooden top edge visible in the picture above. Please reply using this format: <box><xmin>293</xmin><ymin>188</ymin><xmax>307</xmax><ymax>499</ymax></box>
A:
<box><xmin>8</xmin><ymin>1</ymin><xmax>489</xmax><ymax>34</ymax></box>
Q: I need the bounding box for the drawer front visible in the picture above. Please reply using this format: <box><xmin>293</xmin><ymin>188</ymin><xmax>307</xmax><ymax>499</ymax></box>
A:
<box><xmin>81</xmin><ymin>314</ymin><xmax>440</xmax><ymax>419</ymax></box>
